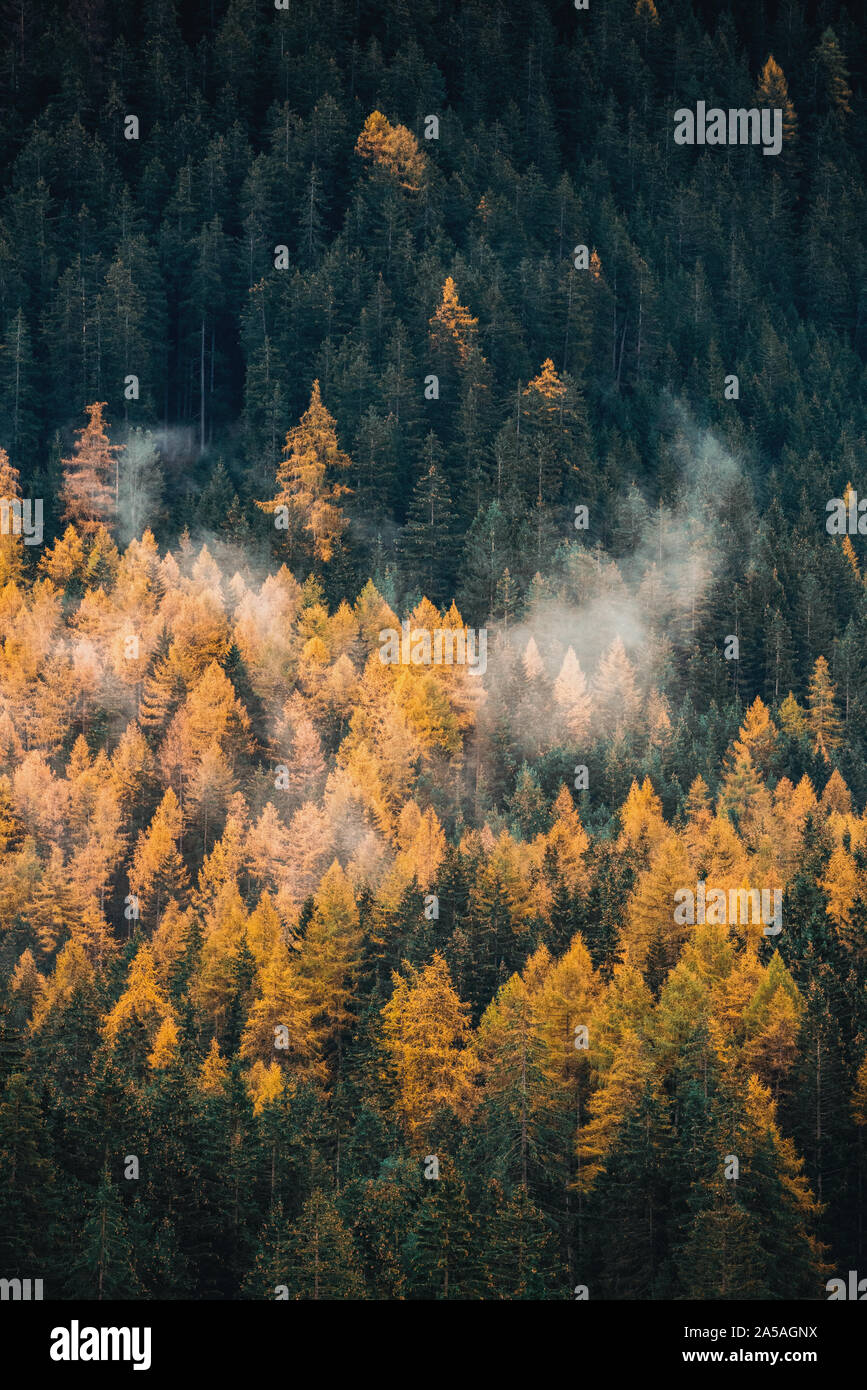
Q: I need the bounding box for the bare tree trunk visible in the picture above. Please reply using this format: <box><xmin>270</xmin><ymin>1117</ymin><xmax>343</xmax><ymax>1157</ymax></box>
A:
<box><xmin>98</xmin><ymin>1206</ymin><xmax>106</xmax><ymax>1301</ymax></box>
<box><xmin>816</xmin><ymin>1037</ymin><xmax>823</xmax><ymax>1204</ymax></box>
<box><xmin>13</xmin><ymin>313</ymin><xmax>21</xmax><ymax>451</ymax></box>
<box><xmin>200</xmin><ymin>318</ymin><xmax>206</xmax><ymax>454</ymax></box>
<box><xmin>520</xmin><ymin>1039</ymin><xmax>528</xmax><ymax>1189</ymax></box>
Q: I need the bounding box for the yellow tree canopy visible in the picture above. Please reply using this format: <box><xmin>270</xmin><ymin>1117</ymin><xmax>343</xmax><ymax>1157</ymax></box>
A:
<box><xmin>756</xmin><ymin>55</ymin><xmax>798</xmax><ymax>143</ymax></box>
<box><xmin>258</xmin><ymin>381</ymin><xmax>353</xmax><ymax>563</ymax></box>
<box><xmin>190</xmin><ymin>881</ymin><xmax>247</xmax><ymax>1034</ymax></box>
<box><xmin>820</xmin><ymin>767</ymin><xmax>852</xmax><ymax>816</ymax></box>
<box><xmin>30</xmin><ymin>938</ymin><xmax>96</xmax><ymax>1035</ymax></box>
<box><xmin>381</xmin><ymin>950</ymin><xmax>476</xmax><ymax>1146</ymax></box>
<box><xmin>299</xmin><ymin>859</ymin><xmax>364</xmax><ymax>1046</ymax></box>
<box><xmin>653</xmin><ymin>955</ymin><xmax>712</xmax><ymax>1075</ymax></box>
<box><xmin>618</xmin><ymin>776</ymin><xmax>666</xmax><ymax>851</ymax></box>
<box><xmin>523</xmin><ymin>359</ymin><xmax>567</xmax><ymax>414</ymax></box>
<box><xmin>620</xmin><ymin>832</ymin><xmax>693</xmax><ymax>978</ymax></box>
<box><xmin>729</xmin><ymin>695</ymin><xmax>778</xmax><ymax>777</ymax></box>
<box><xmin>395</xmin><ymin>800</ymin><xmax>447</xmax><ymax>890</ymax></box>
<box><xmin>355</xmin><ymin>110</ymin><xmax>427</xmax><ymax>190</ymax></box>
<box><xmin>545</xmin><ymin>786</ymin><xmax>590</xmax><ymax>893</ymax></box>
<box><xmin>0</xmin><ymin>448</ymin><xmax>24</xmax><ymax>586</ymax></box>
<box><xmin>575</xmin><ymin>1028</ymin><xmax>653</xmax><ymax>1191</ymax></box>
<box><xmin>429</xmin><ymin>277</ymin><xmax>480</xmax><ymax>363</ymax></box>
<box><xmin>779</xmin><ymin>691</ymin><xmax>808</xmax><ymax>739</ymax></box>
<box><xmin>59</xmin><ymin>402</ymin><xmax>124</xmax><ymax>535</ymax></box>
<box><xmin>807</xmin><ymin>656</ymin><xmax>842</xmax><ymax>760</ymax></box>
<box><xmin>148</xmin><ymin>1015</ymin><xmax>181</xmax><ymax>1070</ymax></box>
<box><xmin>102</xmin><ymin>944</ymin><xmax>175</xmax><ymax>1056</ymax></box>
<box><xmin>240</xmin><ymin>939</ymin><xmax>323</xmax><ymax>1081</ymax></box>
<box><xmin>130</xmin><ymin>787</ymin><xmax>190</xmax><ymax>925</ymax></box>
<box><xmin>532</xmin><ymin>932</ymin><xmax>598</xmax><ymax>1091</ymax></box>
<box><xmin>198</xmin><ymin>1037</ymin><xmax>230</xmax><ymax>1096</ymax></box>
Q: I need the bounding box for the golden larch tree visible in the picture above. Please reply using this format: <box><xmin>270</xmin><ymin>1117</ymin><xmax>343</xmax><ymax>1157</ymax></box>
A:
<box><xmin>240</xmin><ymin>939</ymin><xmax>323</xmax><ymax>1082</ymax></box>
<box><xmin>355</xmin><ymin>110</ymin><xmax>427</xmax><ymax>190</ymax></box>
<box><xmin>129</xmin><ymin>787</ymin><xmax>190</xmax><ymax>926</ymax></box>
<box><xmin>0</xmin><ymin>449</ymin><xmax>25</xmax><ymax>585</ymax></box>
<box><xmin>429</xmin><ymin>277</ymin><xmax>480</xmax><ymax>364</ymax></box>
<box><xmin>299</xmin><ymin>859</ymin><xmax>364</xmax><ymax>1055</ymax></box>
<box><xmin>807</xmin><ymin>655</ymin><xmax>842</xmax><ymax>759</ymax></box>
<box><xmin>553</xmin><ymin>647</ymin><xmax>592</xmax><ymax>742</ymax></box>
<box><xmin>381</xmin><ymin>949</ymin><xmax>476</xmax><ymax>1146</ymax></box>
<box><xmin>729</xmin><ymin>695</ymin><xmax>778</xmax><ymax>778</ymax></box>
<box><xmin>60</xmin><ymin>402</ymin><xmax>124</xmax><ymax>535</ymax></box>
<box><xmin>756</xmin><ymin>56</ymin><xmax>798</xmax><ymax>146</ymax></box>
<box><xmin>258</xmin><ymin>381</ymin><xmax>353</xmax><ymax>564</ymax></box>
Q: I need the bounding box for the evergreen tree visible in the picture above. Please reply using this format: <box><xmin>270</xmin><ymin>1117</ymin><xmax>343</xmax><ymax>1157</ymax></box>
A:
<box><xmin>398</xmin><ymin>442</ymin><xmax>457</xmax><ymax>605</ymax></box>
<box><xmin>244</xmin><ymin>1192</ymin><xmax>365</xmax><ymax>1300</ymax></box>
<box><xmin>408</xmin><ymin>1170</ymin><xmax>480</xmax><ymax>1300</ymax></box>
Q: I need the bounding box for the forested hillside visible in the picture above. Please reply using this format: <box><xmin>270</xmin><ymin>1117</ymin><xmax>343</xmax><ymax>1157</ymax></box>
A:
<box><xmin>0</xmin><ymin>0</ymin><xmax>866</xmax><ymax>1299</ymax></box>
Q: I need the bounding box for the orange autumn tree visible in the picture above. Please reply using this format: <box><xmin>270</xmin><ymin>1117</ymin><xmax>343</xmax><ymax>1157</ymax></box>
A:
<box><xmin>355</xmin><ymin>111</ymin><xmax>427</xmax><ymax>191</ymax></box>
<box><xmin>575</xmin><ymin>1028</ymin><xmax>655</xmax><ymax>1192</ymax></box>
<box><xmin>728</xmin><ymin>695</ymin><xmax>778</xmax><ymax>778</ymax></box>
<box><xmin>520</xmin><ymin>358</ymin><xmax>590</xmax><ymax>505</ymax></box>
<box><xmin>634</xmin><ymin>0</ymin><xmax>659</xmax><ymax>23</ymax></box>
<box><xmin>60</xmin><ymin>402</ymin><xmax>124</xmax><ymax>534</ymax></box>
<box><xmin>129</xmin><ymin>787</ymin><xmax>190</xmax><ymax>926</ymax></box>
<box><xmin>381</xmin><ymin>950</ymin><xmax>476</xmax><ymax>1146</ymax></box>
<box><xmin>258</xmin><ymin>381</ymin><xmax>353</xmax><ymax>564</ymax></box>
<box><xmin>756</xmin><ymin>56</ymin><xmax>798</xmax><ymax>147</ymax></box>
<box><xmin>429</xmin><ymin>277</ymin><xmax>480</xmax><ymax>364</ymax></box>
<box><xmin>240</xmin><ymin>938</ymin><xmax>323</xmax><ymax>1081</ymax></box>
<box><xmin>0</xmin><ymin>448</ymin><xmax>25</xmax><ymax>585</ymax></box>
<box><xmin>102</xmin><ymin>943</ymin><xmax>177</xmax><ymax>1068</ymax></box>
<box><xmin>299</xmin><ymin>860</ymin><xmax>364</xmax><ymax>1057</ymax></box>
<box><xmin>808</xmin><ymin>656</ymin><xmax>842</xmax><ymax>759</ymax></box>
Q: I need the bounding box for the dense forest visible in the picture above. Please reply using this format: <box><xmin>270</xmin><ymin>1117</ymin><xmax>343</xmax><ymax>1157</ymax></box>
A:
<box><xmin>1</xmin><ymin>0</ymin><xmax>866</xmax><ymax>1299</ymax></box>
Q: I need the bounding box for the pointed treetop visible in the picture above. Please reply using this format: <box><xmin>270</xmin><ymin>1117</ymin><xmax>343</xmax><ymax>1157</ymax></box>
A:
<box><xmin>634</xmin><ymin>0</ymin><xmax>659</xmax><ymax>21</ymax></box>
<box><xmin>524</xmin><ymin>359</ymin><xmax>566</xmax><ymax>406</ymax></box>
<box><xmin>258</xmin><ymin>380</ymin><xmax>353</xmax><ymax>564</ymax></box>
<box><xmin>355</xmin><ymin>110</ymin><xmax>427</xmax><ymax>190</ymax></box>
<box><xmin>60</xmin><ymin>402</ymin><xmax>125</xmax><ymax>536</ymax></box>
<box><xmin>685</xmin><ymin>774</ymin><xmax>712</xmax><ymax>823</ymax></box>
<box><xmin>756</xmin><ymin>56</ymin><xmax>798</xmax><ymax>141</ymax></box>
<box><xmin>779</xmin><ymin>691</ymin><xmax>808</xmax><ymax>739</ymax></box>
<box><xmin>429</xmin><ymin>277</ymin><xmax>480</xmax><ymax>362</ymax></box>
<box><xmin>198</xmin><ymin>1036</ymin><xmax>230</xmax><ymax>1094</ymax></box>
<box><xmin>820</xmin><ymin>766</ymin><xmax>851</xmax><ymax>815</ymax></box>
<box><xmin>815</xmin><ymin>28</ymin><xmax>852</xmax><ymax>116</ymax></box>
<box><xmin>522</xmin><ymin>636</ymin><xmax>545</xmax><ymax>682</ymax></box>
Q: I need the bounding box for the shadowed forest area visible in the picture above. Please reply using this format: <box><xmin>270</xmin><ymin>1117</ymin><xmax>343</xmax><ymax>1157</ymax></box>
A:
<box><xmin>0</xmin><ymin>0</ymin><xmax>866</xmax><ymax>1299</ymax></box>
